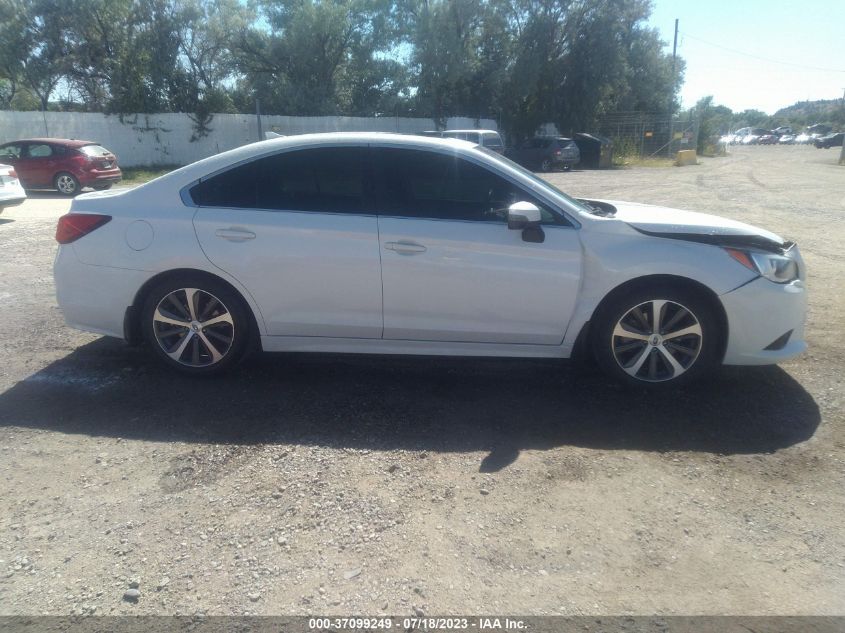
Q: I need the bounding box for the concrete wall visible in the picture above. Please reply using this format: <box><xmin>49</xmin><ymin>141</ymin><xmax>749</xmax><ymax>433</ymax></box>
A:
<box><xmin>0</xmin><ymin>111</ymin><xmax>497</xmax><ymax>167</ymax></box>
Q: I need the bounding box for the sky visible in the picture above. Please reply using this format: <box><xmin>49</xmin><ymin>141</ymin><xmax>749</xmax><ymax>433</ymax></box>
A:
<box><xmin>648</xmin><ymin>1</ymin><xmax>845</xmax><ymax>114</ymax></box>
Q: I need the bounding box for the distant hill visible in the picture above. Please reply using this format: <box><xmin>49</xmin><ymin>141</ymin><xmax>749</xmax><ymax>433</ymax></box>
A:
<box><xmin>772</xmin><ymin>99</ymin><xmax>845</xmax><ymax>127</ymax></box>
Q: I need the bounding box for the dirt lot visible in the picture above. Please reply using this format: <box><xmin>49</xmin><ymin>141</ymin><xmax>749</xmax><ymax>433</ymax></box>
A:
<box><xmin>0</xmin><ymin>145</ymin><xmax>843</xmax><ymax>616</ymax></box>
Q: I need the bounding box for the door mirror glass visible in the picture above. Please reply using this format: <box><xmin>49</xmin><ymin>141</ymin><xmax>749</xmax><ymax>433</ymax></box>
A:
<box><xmin>507</xmin><ymin>201</ymin><xmax>542</xmax><ymax>230</ymax></box>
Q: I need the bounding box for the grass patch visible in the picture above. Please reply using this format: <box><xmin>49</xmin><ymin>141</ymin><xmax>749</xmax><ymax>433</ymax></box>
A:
<box><xmin>119</xmin><ymin>165</ymin><xmax>180</xmax><ymax>186</ymax></box>
<box><xmin>612</xmin><ymin>156</ymin><xmax>676</xmax><ymax>169</ymax></box>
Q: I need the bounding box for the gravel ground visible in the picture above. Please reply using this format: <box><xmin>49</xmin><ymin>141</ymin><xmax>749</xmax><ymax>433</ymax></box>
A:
<box><xmin>0</xmin><ymin>145</ymin><xmax>843</xmax><ymax>616</ymax></box>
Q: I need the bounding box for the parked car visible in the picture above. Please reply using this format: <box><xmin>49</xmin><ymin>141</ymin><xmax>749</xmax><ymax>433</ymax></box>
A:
<box><xmin>813</xmin><ymin>132</ymin><xmax>844</xmax><ymax>149</ymax></box>
<box><xmin>773</xmin><ymin>126</ymin><xmax>793</xmax><ymax>135</ymax></box>
<box><xmin>53</xmin><ymin>133</ymin><xmax>807</xmax><ymax>387</ymax></box>
<box><xmin>794</xmin><ymin>133</ymin><xmax>813</xmax><ymax>144</ymax></box>
<box><xmin>0</xmin><ymin>138</ymin><xmax>122</xmax><ymax>196</ymax></box>
<box><xmin>0</xmin><ymin>163</ymin><xmax>26</xmax><ymax>212</ymax></box>
<box><xmin>440</xmin><ymin>129</ymin><xmax>505</xmax><ymax>154</ymax></box>
<box><xmin>758</xmin><ymin>133</ymin><xmax>779</xmax><ymax>145</ymax></box>
<box><xmin>778</xmin><ymin>134</ymin><xmax>796</xmax><ymax>144</ymax></box>
<box><xmin>506</xmin><ymin>136</ymin><xmax>580</xmax><ymax>171</ymax></box>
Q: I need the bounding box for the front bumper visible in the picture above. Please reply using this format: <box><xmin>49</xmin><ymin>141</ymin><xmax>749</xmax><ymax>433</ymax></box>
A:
<box><xmin>720</xmin><ymin>276</ymin><xmax>807</xmax><ymax>365</ymax></box>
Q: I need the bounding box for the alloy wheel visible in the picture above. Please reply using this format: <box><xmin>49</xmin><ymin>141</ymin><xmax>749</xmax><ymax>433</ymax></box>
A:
<box><xmin>611</xmin><ymin>299</ymin><xmax>703</xmax><ymax>382</ymax></box>
<box><xmin>152</xmin><ymin>288</ymin><xmax>235</xmax><ymax>367</ymax></box>
<box><xmin>56</xmin><ymin>174</ymin><xmax>78</xmax><ymax>195</ymax></box>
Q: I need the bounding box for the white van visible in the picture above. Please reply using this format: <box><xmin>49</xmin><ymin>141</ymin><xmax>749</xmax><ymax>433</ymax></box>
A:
<box><xmin>441</xmin><ymin>129</ymin><xmax>505</xmax><ymax>154</ymax></box>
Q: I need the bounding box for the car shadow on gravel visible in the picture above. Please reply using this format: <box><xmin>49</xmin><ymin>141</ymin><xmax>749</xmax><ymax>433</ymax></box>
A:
<box><xmin>0</xmin><ymin>338</ymin><xmax>821</xmax><ymax>471</ymax></box>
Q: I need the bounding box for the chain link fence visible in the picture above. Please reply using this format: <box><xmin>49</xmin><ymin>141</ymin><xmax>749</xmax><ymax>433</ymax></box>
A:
<box><xmin>593</xmin><ymin>111</ymin><xmax>699</xmax><ymax>162</ymax></box>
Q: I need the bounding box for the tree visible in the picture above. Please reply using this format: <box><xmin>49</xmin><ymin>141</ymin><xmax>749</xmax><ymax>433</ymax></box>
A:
<box><xmin>1</xmin><ymin>0</ymin><xmax>70</xmax><ymax>111</ymax></box>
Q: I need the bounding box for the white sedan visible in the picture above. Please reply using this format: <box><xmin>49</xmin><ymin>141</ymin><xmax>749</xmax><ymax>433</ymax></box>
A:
<box><xmin>53</xmin><ymin>133</ymin><xmax>807</xmax><ymax>386</ymax></box>
<box><xmin>0</xmin><ymin>163</ymin><xmax>26</xmax><ymax>212</ymax></box>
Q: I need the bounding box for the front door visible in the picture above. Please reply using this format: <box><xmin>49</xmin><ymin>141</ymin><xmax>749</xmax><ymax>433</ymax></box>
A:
<box><xmin>0</xmin><ymin>143</ymin><xmax>26</xmax><ymax>185</ymax></box>
<box><xmin>373</xmin><ymin>146</ymin><xmax>581</xmax><ymax>345</ymax></box>
<box><xmin>191</xmin><ymin>145</ymin><xmax>383</xmax><ymax>339</ymax></box>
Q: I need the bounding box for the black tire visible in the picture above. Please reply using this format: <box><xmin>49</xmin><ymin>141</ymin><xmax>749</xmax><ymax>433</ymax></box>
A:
<box><xmin>141</xmin><ymin>274</ymin><xmax>252</xmax><ymax>375</ymax></box>
<box><xmin>54</xmin><ymin>172</ymin><xmax>81</xmax><ymax>196</ymax></box>
<box><xmin>93</xmin><ymin>183</ymin><xmax>113</xmax><ymax>191</ymax></box>
<box><xmin>540</xmin><ymin>158</ymin><xmax>553</xmax><ymax>172</ymax></box>
<box><xmin>591</xmin><ymin>283</ymin><xmax>722</xmax><ymax>388</ymax></box>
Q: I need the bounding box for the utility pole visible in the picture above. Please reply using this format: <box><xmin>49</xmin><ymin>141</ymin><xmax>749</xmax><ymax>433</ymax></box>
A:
<box><xmin>256</xmin><ymin>98</ymin><xmax>263</xmax><ymax>142</ymax></box>
<box><xmin>839</xmin><ymin>88</ymin><xmax>845</xmax><ymax>165</ymax></box>
<box><xmin>667</xmin><ymin>18</ymin><xmax>679</xmax><ymax>158</ymax></box>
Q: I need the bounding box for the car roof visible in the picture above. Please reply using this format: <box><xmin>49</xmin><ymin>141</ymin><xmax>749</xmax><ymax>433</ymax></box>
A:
<box><xmin>137</xmin><ymin>132</ymin><xmax>481</xmax><ymax>191</ymax></box>
<box><xmin>10</xmin><ymin>138</ymin><xmax>98</xmax><ymax>147</ymax></box>
<box><xmin>442</xmin><ymin>129</ymin><xmax>499</xmax><ymax>134</ymax></box>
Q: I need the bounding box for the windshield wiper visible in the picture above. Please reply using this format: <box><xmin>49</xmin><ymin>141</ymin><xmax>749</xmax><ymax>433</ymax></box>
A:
<box><xmin>577</xmin><ymin>198</ymin><xmax>616</xmax><ymax>217</ymax></box>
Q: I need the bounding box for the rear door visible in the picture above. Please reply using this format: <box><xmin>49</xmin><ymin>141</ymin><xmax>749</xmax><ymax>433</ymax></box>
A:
<box><xmin>191</xmin><ymin>145</ymin><xmax>383</xmax><ymax>338</ymax></box>
<box><xmin>373</xmin><ymin>146</ymin><xmax>581</xmax><ymax>344</ymax></box>
<box><xmin>24</xmin><ymin>142</ymin><xmax>58</xmax><ymax>186</ymax></box>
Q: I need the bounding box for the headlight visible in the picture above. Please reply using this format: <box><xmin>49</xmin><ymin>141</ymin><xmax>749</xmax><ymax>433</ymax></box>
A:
<box><xmin>725</xmin><ymin>248</ymin><xmax>799</xmax><ymax>284</ymax></box>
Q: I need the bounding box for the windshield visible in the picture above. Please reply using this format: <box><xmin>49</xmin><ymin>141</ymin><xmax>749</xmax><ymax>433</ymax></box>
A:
<box><xmin>476</xmin><ymin>147</ymin><xmax>592</xmax><ymax>215</ymax></box>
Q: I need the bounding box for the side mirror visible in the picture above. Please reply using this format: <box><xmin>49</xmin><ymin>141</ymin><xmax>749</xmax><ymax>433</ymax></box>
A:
<box><xmin>507</xmin><ymin>201</ymin><xmax>545</xmax><ymax>243</ymax></box>
<box><xmin>507</xmin><ymin>201</ymin><xmax>542</xmax><ymax>229</ymax></box>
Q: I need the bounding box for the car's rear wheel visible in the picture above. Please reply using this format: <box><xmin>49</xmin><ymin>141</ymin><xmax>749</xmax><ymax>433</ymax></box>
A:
<box><xmin>540</xmin><ymin>158</ymin><xmax>553</xmax><ymax>172</ymax></box>
<box><xmin>592</xmin><ymin>285</ymin><xmax>721</xmax><ymax>387</ymax></box>
<box><xmin>55</xmin><ymin>172</ymin><xmax>80</xmax><ymax>196</ymax></box>
<box><xmin>142</xmin><ymin>276</ymin><xmax>251</xmax><ymax>375</ymax></box>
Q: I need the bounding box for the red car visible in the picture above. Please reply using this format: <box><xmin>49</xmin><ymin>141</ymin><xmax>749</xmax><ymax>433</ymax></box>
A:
<box><xmin>0</xmin><ymin>138</ymin><xmax>122</xmax><ymax>196</ymax></box>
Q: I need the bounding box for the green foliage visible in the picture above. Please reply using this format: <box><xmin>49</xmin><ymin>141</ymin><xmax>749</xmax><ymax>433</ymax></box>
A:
<box><xmin>1</xmin><ymin>0</ymin><xmax>685</xmax><ymax>140</ymax></box>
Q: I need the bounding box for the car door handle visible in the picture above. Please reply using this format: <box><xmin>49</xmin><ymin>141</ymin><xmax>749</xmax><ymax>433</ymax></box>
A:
<box><xmin>384</xmin><ymin>241</ymin><xmax>427</xmax><ymax>254</ymax></box>
<box><xmin>215</xmin><ymin>228</ymin><xmax>256</xmax><ymax>242</ymax></box>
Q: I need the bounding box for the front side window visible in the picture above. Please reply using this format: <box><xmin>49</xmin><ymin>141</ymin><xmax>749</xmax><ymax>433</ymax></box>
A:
<box><xmin>190</xmin><ymin>146</ymin><xmax>367</xmax><ymax>213</ymax></box>
<box><xmin>373</xmin><ymin>147</ymin><xmax>559</xmax><ymax>224</ymax></box>
<box><xmin>0</xmin><ymin>144</ymin><xmax>23</xmax><ymax>158</ymax></box>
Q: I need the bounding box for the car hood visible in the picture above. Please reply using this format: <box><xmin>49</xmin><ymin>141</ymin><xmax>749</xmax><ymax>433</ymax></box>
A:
<box><xmin>591</xmin><ymin>199</ymin><xmax>789</xmax><ymax>252</ymax></box>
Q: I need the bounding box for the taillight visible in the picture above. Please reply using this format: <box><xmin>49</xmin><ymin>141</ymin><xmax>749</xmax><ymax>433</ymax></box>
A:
<box><xmin>56</xmin><ymin>214</ymin><xmax>112</xmax><ymax>244</ymax></box>
<box><xmin>8</xmin><ymin>169</ymin><xmax>17</xmax><ymax>178</ymax></box>
<box><xmin>555</xmin><ymin>150</ymin><xmax>562</xmax><ymax>155</ymax></box>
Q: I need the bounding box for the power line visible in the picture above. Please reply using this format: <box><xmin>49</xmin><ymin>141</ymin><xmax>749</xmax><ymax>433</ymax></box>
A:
<box><xmin>678</xmin><ymin>31</ymin><xmax>845</xmax><ymax>73</ymax></box>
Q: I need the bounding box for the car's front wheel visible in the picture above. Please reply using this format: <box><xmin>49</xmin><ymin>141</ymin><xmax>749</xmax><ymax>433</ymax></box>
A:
<box><xmin>592</xmin><ymin>285</ymin><xmax>721</xmax><ymax>387</ymax></box>
<box><xmin>142</xmin><ymin>276</ymin><xmax>252</xmax><ymax>375</ymax></box>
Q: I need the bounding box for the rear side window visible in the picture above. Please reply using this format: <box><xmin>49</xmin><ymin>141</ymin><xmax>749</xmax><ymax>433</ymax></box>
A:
<box><xmin>28</xmin><ymin>144</ymin><xmax>53</xmax><ymax>158</ymax></box>
<box><xmin>373</xmin><ymin>147</ymin><xmax>558</xmax><ymax>224</ymax></box>
<box><xmin>80</xmin><ymin>145</ymin><xmax>111</xmax><ymax>157</ymax></box>
<box><xmin>190</xmin><ymin>146</ymin><xmax>367</xmax><ymax>214</ymax></box>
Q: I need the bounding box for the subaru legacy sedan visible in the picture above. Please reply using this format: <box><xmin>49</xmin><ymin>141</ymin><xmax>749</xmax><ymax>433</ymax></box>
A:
<box><xmin>53</xmin><ymin>133</ymin><xmax>806</xmax><ymax>386</ymax></box>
